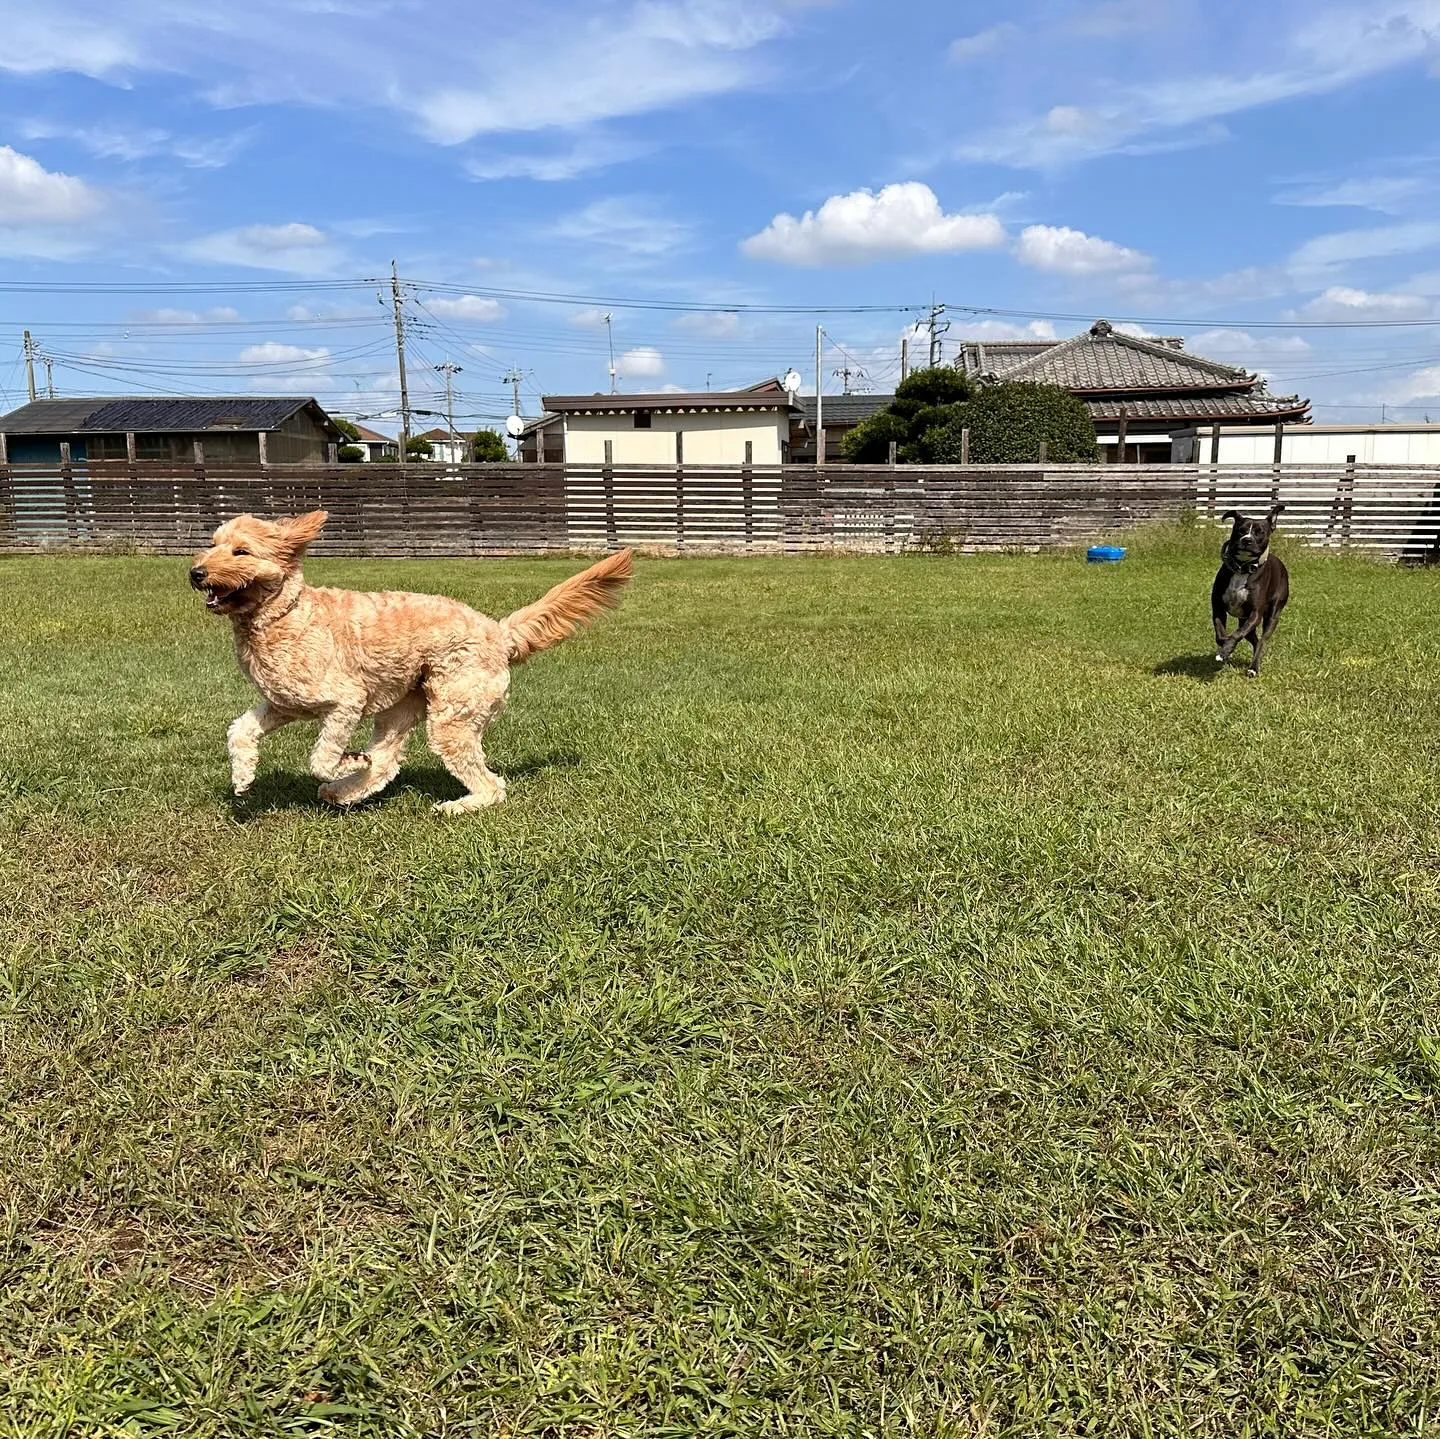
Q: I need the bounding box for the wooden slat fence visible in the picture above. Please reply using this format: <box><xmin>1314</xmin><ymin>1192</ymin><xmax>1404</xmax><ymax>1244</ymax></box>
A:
<box><xmin>1</xmin><ymin>460</ymin><xmax>1437</xmax><ymax>558</ymax></box>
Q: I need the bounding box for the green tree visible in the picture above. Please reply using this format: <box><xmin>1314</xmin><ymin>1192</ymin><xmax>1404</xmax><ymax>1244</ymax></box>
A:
<box><xmin>926</xmin><ymin>382</ymin><xmax>1099</xmax><ymax>465</ymax></box>
<box><xmin>337</xmin><ymin>444</ymin><xmax>365</xmax><ymax>463</ymax></box>
<box><xmin>840</xmin><ymin>367</ymin><xmax>972</xmax><ymax>463</ymax></box>
<box><xmin>333</xmin><ymin>417</ymin><xmax>361</xmax><ymax>443</ymax></box>
<box><xmin>469</xmin><ymin>428</ymin><xmax>508</xmax><ymax>462</ymax></box>
<box><xmin>405</xmin><ymin>436</ymin><xmax>434</xmax><ymax>460</ymax></box>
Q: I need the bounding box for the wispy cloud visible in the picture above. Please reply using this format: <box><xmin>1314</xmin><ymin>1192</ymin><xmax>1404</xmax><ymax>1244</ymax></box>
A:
<box><xmin>948</xmin><ymin>23</ymin><xmax>1017</xmax><ymax>63</ymax></box>
<box><xmin>551</xmin><ymin>198</ymin><xmax>692</xmax><ymax>262</ymax></box>
<box><xmin>1287</xmin><ymin>220</ymin><xmax>1440</xmax><ymax>277</ymax></box>
<box><xmin>182</xmin><ymin>221</ymin><xmax>344</xmax><ymax>275</ymax></box>
<box><xmin>1285</xmin><ymin>285</ymin><xmax>1436</xmax><ymax>320</ymax></box>
<box><xmin>958</xmin><ymin>1</ymin><xmax>1440</xmax><ymax>167</ymax></box>
<box><xmin>464</xmin><ymin>132</ymin><xmax>650</xmax><ymax>182</ymax></box>
<box><xmin>20</xmin><ymin>119</ymin><xmax>250</xmax><ymax>168</ymax></box>
<box><xmin>742</xmin><ymin>183</ymin><xmax>1006</xmax><ymax>267</ymax></box>
<box><xmin>422</xmin><ymin>294</ymin><xmax>507</xmax><ymax>322</ymax></box>
<box><xmin>1273</xmin><ymin>173</ymin><xmax>1431</xmax><ymax>214</ymax></box>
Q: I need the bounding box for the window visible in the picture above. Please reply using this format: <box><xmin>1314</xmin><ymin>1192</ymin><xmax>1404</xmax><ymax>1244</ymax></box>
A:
<box><xmin>633</xmin><ymin>410</ymin><xmax>652</xmax><ymax>429</ymax></box>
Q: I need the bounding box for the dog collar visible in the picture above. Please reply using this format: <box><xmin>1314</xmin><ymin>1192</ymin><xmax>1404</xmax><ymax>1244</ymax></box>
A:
<box><xmin>1222</xmin><ymin>544</ymin><xmax>1268</xmax><ymax>574</ymax></box>
<box><xmin>246</xmin><ymin>583</ymin><xmax>305</xmax><ymax>632</ymax></box>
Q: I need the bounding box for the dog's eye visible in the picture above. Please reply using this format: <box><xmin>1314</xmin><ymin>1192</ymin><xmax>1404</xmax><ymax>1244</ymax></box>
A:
<box><xmin>233</xmin><ymin>546</ymin><xmax>249</xmax><ymax>556</ymax></box>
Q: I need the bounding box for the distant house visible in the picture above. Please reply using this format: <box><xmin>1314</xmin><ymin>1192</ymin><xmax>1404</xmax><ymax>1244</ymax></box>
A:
<box><xmin>789</xmin><ymin>394</ymin><xmax>894</xmax><ymax>465</ymax></box>
<box><xmin>519</xmin><ymin>379</ymin><xmax>894</xmax><ymax>465</ymax></box>
<box><xmin>0</xmin><ymin>395</ymin><xmax>344</xmax><ymax>466</ymax></box>
<box><xmin>350</xmin><ymin>422</ymin><xmax>399</xmax><ymax>462</ymax></box>
<box><xmin>414</xmin><ymin>427</ymin><xmax>467</xmax><ymax>465</ymax></box>
<box><xmin>957</xmin><ymin>320</ymin><xmax>1310</xmax><ymax>463</ymax></box>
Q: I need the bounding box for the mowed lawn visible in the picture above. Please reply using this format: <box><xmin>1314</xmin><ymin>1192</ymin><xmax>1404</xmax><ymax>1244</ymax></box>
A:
<box><xmin>4</xmin><ymin>528</ymin><xmax>1440</xmax><ymax>1438</ymax></box>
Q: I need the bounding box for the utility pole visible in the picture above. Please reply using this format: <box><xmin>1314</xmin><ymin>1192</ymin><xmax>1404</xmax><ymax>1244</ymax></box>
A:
<box><xmin>436</xmin><ymin>359</ymin><xmax>462</xmax><ymax>457</ymax></box>
<box><xmin>814</xmin><ymin>325</ymin><xmax>825</xmax><ymax>466</ymax></box>
<box><xmin>927</xmin><ymin>302</ymin><xmax>948</xmax><ymax>368</ymax></box>
<box><xmin>43</xmin><ymin>356</ymin><xmax>55</xmax><ymax>399</ymax></box>
<box><xmin>503</xmin><ymin>368</ymin><xmax>523</xmax><ymax>420</ymax></box>
<box><xmin>23</xmin><ymin>330</ymin><xmax>36</xmax><ymax>403</ymax></box>
<box><xmin>390</xmin><ymin>261</ymin><xmax>412</xmax><ymax>464</ymax></box>
<box><xmin>834</xmin><ymin>362</ymin><xmax>865</xmax><ymax>396</ymax></box>
<box><xmin>900</xmin><ymin>334</ymin><xmax>909</xmax><ymax>384</ymax></box>
<box><xmin>604</xmin><ymin>313</ymin><xmax>617</xmax><ymax>393</ymax></box>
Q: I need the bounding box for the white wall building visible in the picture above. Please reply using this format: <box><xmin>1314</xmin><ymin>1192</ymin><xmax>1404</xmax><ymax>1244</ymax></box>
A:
<box><xmin>1173</xmin><ymin>423</ymin><xmax>1440</xmax><ymax>465</ymax></box>
<box><xmin>521</xmin><ymin>381</ymin><xmax>794</xmax><ymax>465</ymax></box>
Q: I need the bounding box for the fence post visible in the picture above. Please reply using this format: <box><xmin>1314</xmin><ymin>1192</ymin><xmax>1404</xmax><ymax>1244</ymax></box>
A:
<box><xmin>959</xmin><ymin>427</ymin><xmax>970</xmax><ymax>466</ymax></box>
<box><xmin>1115</xmin><ymin>407</ymin><xmax>1128</xmax><ymax>464</ymax></box>
<box><xmin>1038</xmin><ymin>438</ymin><xmax>1048</xmax><ymax>465</ymax></box>
<box><xmin>888</xmin><ymin>439</ymin><xmax>898</xmax><ymax>467</ymax></box>
<box><xmin>0</xmin><ymin>431</ymin><xmax>12</xmax><ymax>550</ymax></box>
<box><xmin>675</xmin><ymin>430</ymin><xmax>685</xmax><ymax>552</ymax></box>
<box><xmin>1342</xmin><ymin>453</ymin><xmax>1356</xmax><ymax>547</ymax></box>
<box><xmin>1271</xmin><ymin>422</ymin><xmax>1284</xmax><ymax>504</ymax></box>
<box><xmin>602</xmin><ymin>440</ymin><xmax>617</xmax><ymax>552</ymax></box>
<box><xmin>742</xmin><ymin>439</ymin><xmax>754</xmax><ymax>552</ymax></box>
<box><xmin>1209</xmin><ymin>424</ymin><xmax>1221</xmax><ymax>465</ymax></box>
<box><xmin>59</xmin><ymin>440</ymin><xmax>79</xmax><ymax>543</ymax></box>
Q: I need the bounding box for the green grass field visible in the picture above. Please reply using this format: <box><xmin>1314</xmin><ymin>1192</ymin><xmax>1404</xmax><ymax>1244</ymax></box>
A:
<box><xmin>4</xmin><ymin>527</ymin><xmax>1440</xmax><ymax>1437</ymax></box>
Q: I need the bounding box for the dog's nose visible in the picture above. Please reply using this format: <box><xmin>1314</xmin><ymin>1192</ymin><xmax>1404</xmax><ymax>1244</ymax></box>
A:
<box><xmin>190</xmin><ymin>565</ymin><xmax>207</xmax><ymax>584</ymax></box>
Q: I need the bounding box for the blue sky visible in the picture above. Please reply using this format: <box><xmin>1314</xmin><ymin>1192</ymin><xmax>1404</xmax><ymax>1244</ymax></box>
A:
<box><xmin>2</xmin><ymin>0</ymin><xmax>1440</xmax><ymax>430</ymax></box>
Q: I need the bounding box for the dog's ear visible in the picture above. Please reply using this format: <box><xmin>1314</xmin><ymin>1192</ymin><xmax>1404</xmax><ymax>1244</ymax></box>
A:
<box><xmin>1267</xmin><ymin>503</ymin><xmax>1285</xmax><ymax>525</ymax></box>
<box><xmin>1221</xmin><ymin>509</ymin><xmax>1241</xmax><ymax>524</ymax></box>
<box><xmin>276</xmin><ymin>509</ymin><xmax>329</xmax><ymax>558</ymax></box>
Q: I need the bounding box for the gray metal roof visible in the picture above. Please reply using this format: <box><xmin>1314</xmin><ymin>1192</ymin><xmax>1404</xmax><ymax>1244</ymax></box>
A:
<box><xmin>0</xmin><ymin>395</ymin><xmax>341</xmax><ymax>436</ymax></box>
<box><xmin>797</xmin><ymin>395</ymin><xmax>895</xmax><ymax>425</ymax></box>
<box><xmin>541</xmin><ymin>390</ymin><xmax>793</xmax><ymax>413</ymax></box>
<box><xmin>1084</xmin><ymin>393</ymin><xmax>1309</xmax><ymax>421</ymax></box>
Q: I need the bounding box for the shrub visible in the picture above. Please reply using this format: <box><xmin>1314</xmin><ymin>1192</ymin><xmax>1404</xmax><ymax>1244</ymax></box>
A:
<box><xmin>927</xmin><ymin>382</ymin><xmax>1099</xmax><ymax>464</ymax></box>
<box><xmin>405</xmin><ymin>436</ymin><xmax>434</xmax><ymax>460</ymax></box>
<box><xmin>337</xmin><ymin>444</ymin><xmax>365</xmax><ymax>463</ymax></box>
<box><xmin>469</xmin><ymin>429</ymin><xmax>508</xmax><ymax>462</ymax></box>
<box><xmin>333</xmin><ymin>418</ymin><xmax>361</xmax><ymax>442</ymax></box>
<box><xmin>840</xmin><ymin>367</ymin><xmax>972</xmax><ymax>463</ymax></box>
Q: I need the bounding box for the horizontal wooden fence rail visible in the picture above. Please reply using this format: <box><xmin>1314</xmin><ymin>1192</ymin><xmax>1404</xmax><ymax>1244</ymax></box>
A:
<box><xmin>1</xmin><ymin>460</ymin><xmax>1438</xmax><ymax>559</ymax></box>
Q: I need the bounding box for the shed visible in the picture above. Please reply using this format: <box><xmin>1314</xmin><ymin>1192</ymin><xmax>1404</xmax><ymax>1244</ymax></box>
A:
<box><xmin>0</xmin><ymin>396</ymin><xmax>344</xmax><ymax>466</ymax></box>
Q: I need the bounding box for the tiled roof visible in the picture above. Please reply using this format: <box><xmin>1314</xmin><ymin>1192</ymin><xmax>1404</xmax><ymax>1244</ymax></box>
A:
<box><xmin>351</xmin><ymin>423</ymin><xmax>395</xmax><ymax>444</ymax></box>
<box><xmin>1083</xmin><ymin>394</ymin><xmax>1309</xmax><ymax>420</ymax></box>
<box><xmin>415</xmin><ymin>428</ymin><xmax>458</xmax><ymax>442</ymax></box>
<box><xmin>959</xmin><ymin>320</ymin><xmax>1254</xmax><ymax>391</ymax></box>
<box><xmin>797</xmin><ymin>395</ymin><xmax>894</xmax><ymax>425</ymax></box>
<box><xmin>0</xmin><ymin>395</ymin><xmax>339</xmax><ymax>435</ymax></box>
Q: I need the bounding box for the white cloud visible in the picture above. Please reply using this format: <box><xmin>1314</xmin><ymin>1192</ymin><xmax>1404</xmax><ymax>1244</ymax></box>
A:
<box><xmin>1189</xmin><ymin>327</ymin><xmax>1310</xmax><ymax>356</ymax></box>
<box><xmin>423</xmin><ymin>294</ymin><xmax>507</xmax><ymax>322</ymax></box>
<box><xmin>948</xmin><ymin>23</ymin><xmax>1016</xmax><ymax>63</ymax></box>
<box><xmin>958</xmin><ymin>1</ymin><xmax>1440</xmax><ymax>167</ymax></box>
<box><xmin>673</xmin><ymin>311</ymin><xmax>743</xmax><ymax>338</ymax></box>
<box><xmin>128</xmin><ymin>306</ymin><xmax>243</xmax><ymax>324</ymax></box>
<box><xmin>1287</xmin><ymin>221</ymin><xmax>1440</xmax><ymax>276</ymax></box>
<box><xmin>238</xmin><ymin>342</ymin><xmax>331</xmax><ymax>365</ymax></box>
<box><xmin>952</xmin><ymin>318</ymin><xmax>1058</xmax><ymax>342</ymax></box>
<box><xmin>1014</xmin><ymin>223</ymin><xmax>1151</xmax><ymax>275</ymax></box>
<box><xmin>183</xmin><ymin>222</ymin><xmax>341</xmax><ymax>275</ymax></box>
<box><xmin>741</xmin><ymin>183</ymin><xmax>1007</xmax><ymax>267</ymax></box>
<box><xmin>551</xmin><ymin>198</ymin><xmax>692</xmax><ymax>260</ymax></box>
<box><xmin>1287</xmin><ymin>285</ymin><xmax>1435</xmax><ymax>320</ymax></box>
<box><xmin>620</xmin><ymin>346</ymin><xmax>665</xmax><ymax>378</ymax></box>
<box><xmin>569</xmin><ymin>308</ymin><xmax>614</xmax><ymax>329</ymax></box>
<box><xmin>1393</xmin><ymin>364</ymin><xmax>1440</xmax><ymax>401</ymax></box>
<box><xmin>0</xmin><ymin>15</ymin><xmax>135</xmax><ymax>76</ymax></box>
<box><xmin>0</xmin><ymin>145</ymin><xmax>103</xmax><ymax>224</ymax></box>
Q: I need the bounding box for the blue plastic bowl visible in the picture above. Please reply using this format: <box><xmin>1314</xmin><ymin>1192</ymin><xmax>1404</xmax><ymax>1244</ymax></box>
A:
<box><xmin>1087</xmin><ymin>545</ymin><xmax>1127</xmax><ymax>564</ymax></box>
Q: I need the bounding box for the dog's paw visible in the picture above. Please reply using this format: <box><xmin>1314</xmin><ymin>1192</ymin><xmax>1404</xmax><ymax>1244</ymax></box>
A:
<box><xmin>1245</xmin><ymin>668</ymin><xmax>1259</xmax><ymax>680</ymax></box>
<box><xmin>334</xmin><ymin>751</ymin><xmax>371</xmax><ymax>777</ymax></box>
<box><xmin>318</xmin><ymin>780</ymin><xmax>356</xmax><ymax>806</ymax></box>
<box><xmin>1214</xmin><ymin>653</ymin><xmax>1225</xmax><ymax>664</ymax></box>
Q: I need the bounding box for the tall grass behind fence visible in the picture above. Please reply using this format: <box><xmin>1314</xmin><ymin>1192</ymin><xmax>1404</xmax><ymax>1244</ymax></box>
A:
<box><xmin>2</xmin><ymin>460</ymin><xmax>1437</xmax><ymax>557</ymax></box>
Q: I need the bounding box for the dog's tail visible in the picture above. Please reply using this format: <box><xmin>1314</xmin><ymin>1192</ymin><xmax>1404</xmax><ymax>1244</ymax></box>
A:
<box><xmin>499</xmin><ymin>549</ymin><xmax>634</xmax><ymax>665</ymax></box>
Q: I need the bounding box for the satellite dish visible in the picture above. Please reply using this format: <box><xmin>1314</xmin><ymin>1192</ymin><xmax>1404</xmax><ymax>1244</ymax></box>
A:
<box><xmin>505</xmin><ymin>414</ymin><xmax>524</xmax><ymax>438</ymax></box>
<box><xmin>782</xmin><ymin>369</ymin><xmax>802</xmax><ymax>395</ymax></box>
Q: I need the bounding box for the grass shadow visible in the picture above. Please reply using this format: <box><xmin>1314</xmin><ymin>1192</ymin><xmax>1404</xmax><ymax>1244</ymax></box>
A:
<box><xmin>227</xmin><ymin>749</ymin><xmax>584</xmax><ymax>818</ymax></box>
<box><xmin>1152</xmin><ymin>653</ymin><xmax>1225</xmax><ymax>683</ymax></box>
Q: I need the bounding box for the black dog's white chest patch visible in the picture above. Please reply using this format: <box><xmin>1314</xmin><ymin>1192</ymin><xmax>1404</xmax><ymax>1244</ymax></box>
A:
<box><xmin>1223</xmin><ymin>571</ymin><xmax>1252</xmax><ymax>616</ymax></box>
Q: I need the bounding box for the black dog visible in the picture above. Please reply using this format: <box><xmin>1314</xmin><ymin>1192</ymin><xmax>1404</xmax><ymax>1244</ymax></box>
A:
<box><xmin>1212</xmin><ymin>506</ymin><xmax>1289</xmax><ymax>677</ymax></box>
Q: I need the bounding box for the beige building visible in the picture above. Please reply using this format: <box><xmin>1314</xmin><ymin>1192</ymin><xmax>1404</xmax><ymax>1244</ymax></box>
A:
<box><xmin>520</xmin><ymin>380</ymin><xmax>794</xmax><ymax>465</ymax></box>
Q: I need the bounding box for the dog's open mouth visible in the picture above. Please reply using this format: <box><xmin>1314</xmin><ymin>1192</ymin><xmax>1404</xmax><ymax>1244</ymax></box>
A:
<box><xmin>202</xmin><ymin>582</ymin><xmax>244</xmax><ymax>612</ymax></box>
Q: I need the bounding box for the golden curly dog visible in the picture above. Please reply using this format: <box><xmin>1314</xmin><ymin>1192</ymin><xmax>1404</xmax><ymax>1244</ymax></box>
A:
<box><xmin>190</xmin><ymin>510</ymin><xmax>633</xmax><ymax>814</ymax></box>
